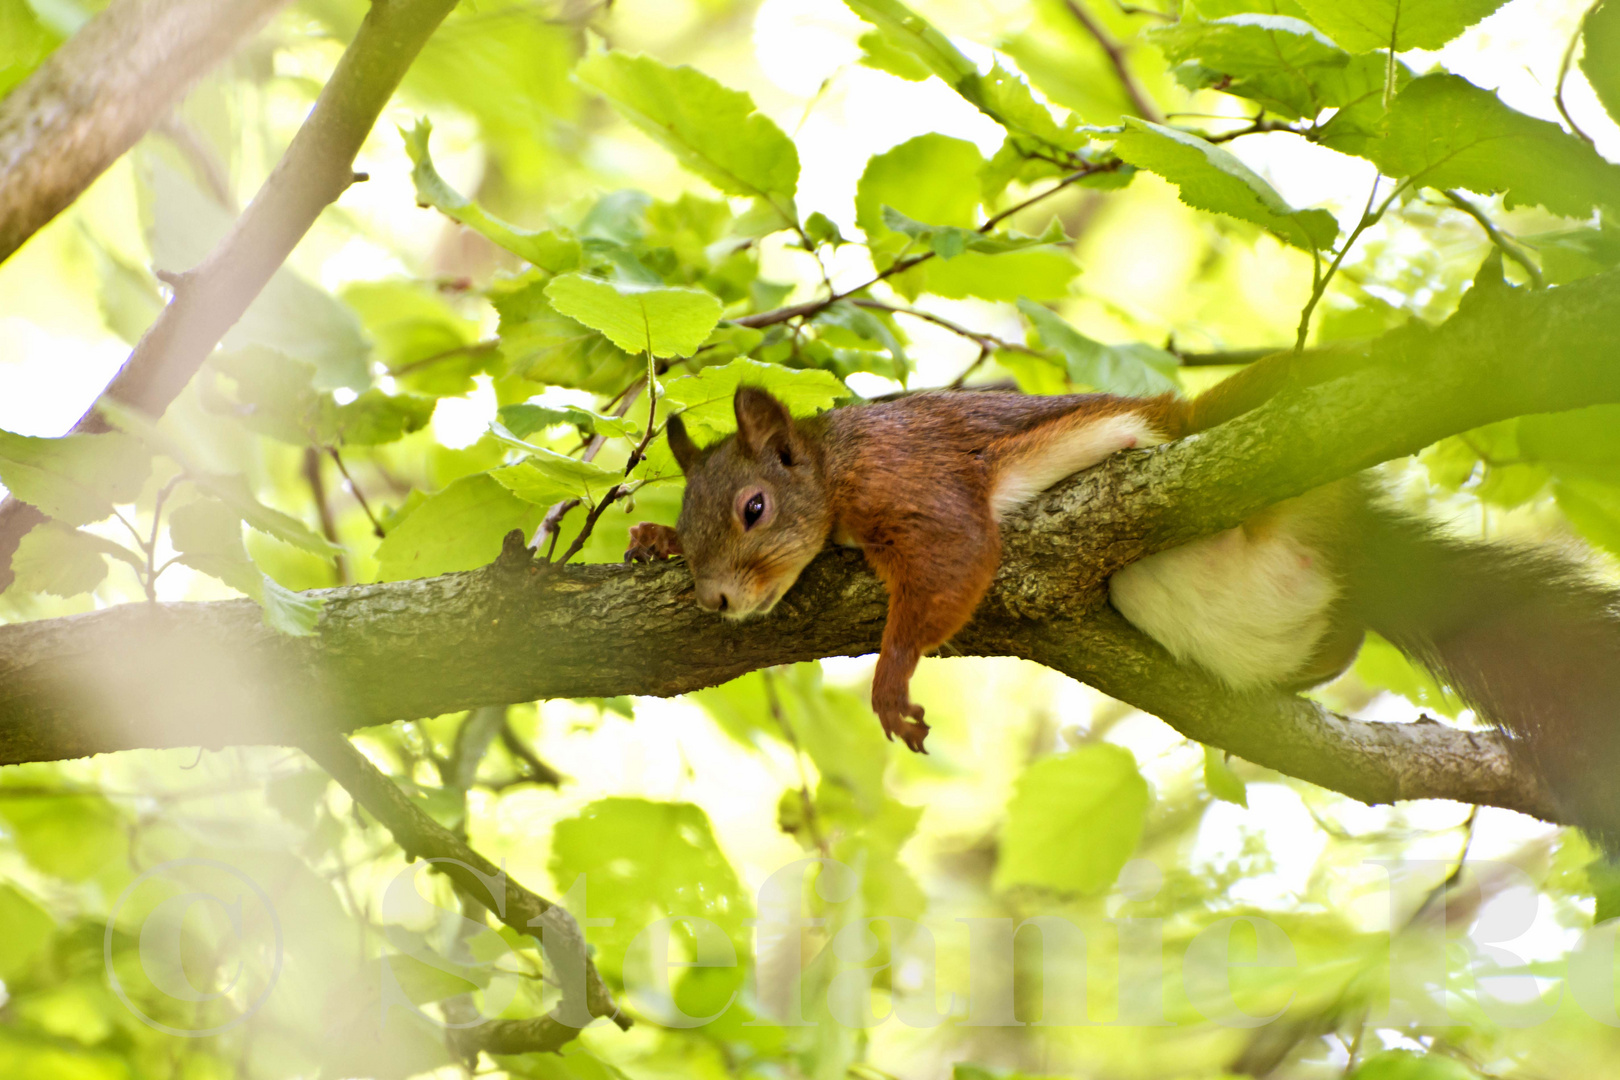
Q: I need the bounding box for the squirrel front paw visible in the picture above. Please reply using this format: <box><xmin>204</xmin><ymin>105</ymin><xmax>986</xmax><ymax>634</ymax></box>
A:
<box><xmin>873</xmin><ymin>690</ymin><xmax>930</xmax><ymax>754</ymax></box>
<box><xmin>624</xmin><ymin>522</ymin><xmax>683</xmax><ymax>564</ymax></box>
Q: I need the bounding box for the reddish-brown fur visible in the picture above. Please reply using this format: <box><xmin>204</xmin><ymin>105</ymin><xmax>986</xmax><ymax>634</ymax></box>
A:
<box><xmin>630</xmin><ymin>389</ymin><xmax>1198</xmax><ymax>751</ymax></box>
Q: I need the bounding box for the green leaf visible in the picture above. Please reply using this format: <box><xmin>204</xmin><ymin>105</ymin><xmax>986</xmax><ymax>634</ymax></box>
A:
<box><xmin>487</xmin><ymin>449</ymin><xmax>620</xmax><ymax>505</ymax></box>
<box><xmin>0</xmin><ymin>0</ymin><xmax>62</xmax><ymax>98</ymax></box>
<box><xmin>857</xmin><ymin>29</ymin><xmax>931</xmax><ymax>81</ymax></box>
<box><xmin>0</xmin><ymin>788</ymin><xmax>125</xmax><ymax>881</ymax></box>
<box><xmin>1347</xmin><ymin>1050</ymin><xmax>1482</xmax><ymax>1080</ymax></box>
<box><xmin>145</xmin><ymin>159</ymin><xmax>369</xmax><ymax>390</ymax></box>
<box><xmin>856</xmin><ymin>134</ymin><xmax>983</xmax><ymax>248</ymax></box>
<box><xmin>491</xmin><ymin>273</ymin><xmax>643</xmax><ymax>393</ymax></box>
<box><xmin>402</xmin><ymin>120</ymin><xmax>582</xmax><ymax>273</ymax></box>
<box><xmin>0</xmin><ymin>884</ymin><xmax>54</xmax><ymax>982</ymax></box>
<box><xmin>812</xmin><ymin>302</ymin><xmax>909</xmax><ymax>380</ymax></box>
<box><xmin>343</xmin><ymin>279</ymin><xmax>488</xmax><ymax>396</ymax></box>
<box><xmin>1584</xmin><ymin>0</ymin><xmax>1620</xmax><ymax>127</ymax></box>
<box><xmin>1017</xmin><ymin>300</ymin><xmax>1180</xmax><ymax>396</ymax></box>
<box><xmin>542</xmin><ymin>273</ymin><xmax>723</xmax><ymax>358</ymax></box>
<box><xmin>661</xmin><ymin>359</ymin><xmax>848</xmax><ymax>441</ymax></box>
<box><xmin>575</xmin><ymin>51</ymin><xmax>799</xmax><ymax>226</ymax></box>
<box><xmin>549</xmin><ymin>798</ymin><xmax>752</xmax><ymax>979</ymax></box>
<box><xmin>1112</xmin><ymin>119</ymin><xmax>1339</xmax><ymax>250</ymax></box>
<box><xmin>191</xmin><ymin>474</ymin><xmax>341</xmax><ymax>558</ymax></box>
<box><xmin>1154</xmin><ymin>13</ymin><xmax>1346</xmax><ymax>76</ymax></box>
<box><xmin>1203</xmin><ymin>746</ymin><xmax>1248</xmax><ymax>806</ymax></box>
<box><xmin>333</xmin><ymin>390</ymin><xmax>437</xmax><ymax>446</ymax></box>
<box><xmin>843</xmin><ymin>0</ymin><xmax>978</xmax><ymax>88</ymax></box>
<box><xmin>0</xmin><ymin>430</ymin><xmax>150</xmax><ymax>526</ymax></box>
<box><xmin>497</xmin><ymin>403</ymin><xmax>638</xmax><ymax>440</ymax></box>
<box><xmin>993</xmin><ymin>745</ymin><xmax>1148</xmax><ymax>895</ymax></box>
<box><xmin>1353</xmin><ymin>633</ymin><xmax>1465</xmax><ymax>718</ymax></box>
<box><xmin>8</xmin><ymin>523</ymin><xmax>131</xmax><ymax>598</ymax></box>
<box><xmin>374</xmin><ymin>474</ymin><xmax>544</xmax><ymax>582</ymax></box>
<box><xmin>1369</xmin><ymin>73</ymin><xmax>1620</xmax><ymax>218</ymax></box>
<box><xmin>257</xmin><ymin>575</ymin><xmax>325</xmax><ymax>637</ymax></box>
<box><xmin>1154</xmin><ymin>13</ymin><xmax>1351</xmax><ymax>119</ymax></box>
<box><xmin>1295</xmin><ymin>0</ymin><xmax>1508</xmax><ymax>52</ymax></box>
<box><xmin>1314</xmin><ymin>54</ymin><xmax>1413</xmax><ymax>156</ymax></box>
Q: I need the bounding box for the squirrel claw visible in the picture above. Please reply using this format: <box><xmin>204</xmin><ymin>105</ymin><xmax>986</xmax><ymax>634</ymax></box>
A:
<box><xmin>877</xmin><ymin>702</ymin><xmax>930</xmax><ymax>754</ymax></box>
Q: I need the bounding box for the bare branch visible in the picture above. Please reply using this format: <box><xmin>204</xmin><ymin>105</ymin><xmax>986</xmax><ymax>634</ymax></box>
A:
<box><xmin>0</xmin><ymin>0</ymin><xmax>288</xmax><ymax>264</ymax></box>
<box><xmin>1060</xmin><ymin>0</ymin><xmax>1163</xmax><ymax>123</ymax></box>
<box><xmin>0</xmin><ymin>0</ymin><xmax>464</xmax><ymax>590</ymax></box>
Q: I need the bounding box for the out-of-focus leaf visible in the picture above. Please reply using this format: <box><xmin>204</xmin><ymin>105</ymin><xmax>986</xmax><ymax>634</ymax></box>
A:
<box><xmin>661</xmin><ymin>359</ymin><xmax>848</xmax><ymax>441</ymax></box>
<box><xmin>1203</xmin><ymin>746</ymin><xmax>1248</xmax><ymax>806</ymax></box>
<box><xmin>575</xmin><ymin>51</ymin><xmax>799</xmax><ymax>227</ymax></box>
<box><xmin>993</xmin><ymin>744</ymin><xmax>1148</xmax><ymax>895</ymax></box>
<box><xmin>144</xmin><ymin>158</ymin><xmax>369</xmax><ymax>390</ymax></box>
<box><xmin>843</xmin><ymin>0</ymin><xmax>977</xmax><ymax>88</ymax></box>
<box><xmin>488</xmin><ymin>455</ymin><xmax>616</xmax><ymax>506</ymax></box>
<box><xmin>191</xmin><ymin>473</ymin><xmax>341</xmax><ymax>558</ymax></box>
<box><xmin>1369</xmin><ymin>74</ymin><xmax>1620</xmax><ymax>218</ymax></box>
<box><xmin>0</xmin><ymin>884</ymin><xmax>54</xmax><ymax>982</ymax></box>
<box><xmin>543</xmin><ymin>273</ymin><xmax>723</xmax><ymax>358</ymax></box>
<box><xmin>374</xmin><ymin>474</ymin><xmax>543</xmax><ymax>582</ymax></box>
<box><xmin>1347</xmin><ymin>1050</ymin><xmax>1482</xmax><ymax>1079</ymax></box>
<box><xmin>857</xmin><ymin>29</ymin><xmax>931</xmax><ymax>80</ymax></box>
<box><xmin>1584</xmin><ymin>0</ymin><xmax>1620</xmax><ymax>126</ymax></box>
<box><xmin>1353</xmin><ymin>633</ymin><xmax>1465</xmax><ymax>717</ymax></box>
<box><xmin>402</xmin><ymin>120</ymin><xmax>582</xmax><ymax>273</ymax></box>
<box><xmin>813</xmin><ymin>302</ymin><xmax>909</xmax><ymax>380</ymax></box>
<box><xmin>1295</xmin><ymin>0</ymin><xmax>1508</xmax><ymax>52</ymax></box>
<box><xmin>0</xmin><ymin>0</ymin><xmax>62</xmax><ymax>97</ymax></box>
<box><xmin>0</xmin><ymin>430</ymin><xmax>149</xmax><ymax>526</ymax></box>
<box><xmin>9</xmin><ymin>523</ymin><xmax>137</xmax><ymax>598</ymax></box>
<box><xmin>1018</xmin><ymin>300</ymin><xmax>1179</xmax><ymax>395</ymax></box>
<box><xmin>0</xmin><ymin>789</ymin><xmax>125</xmax><ymax>881</ymax></box>
<box><xmin>549</xmin><ymin>798</ymin><xmax>752</xmax><ymax>979</ymax></box>
<box><xmin>1113</xmin><ymin>119</ymin><xmax>1339</xmax><ymax>250</ymax></box>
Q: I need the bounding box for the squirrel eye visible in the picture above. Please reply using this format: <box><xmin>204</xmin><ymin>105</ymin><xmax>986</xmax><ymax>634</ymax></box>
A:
<box><xmin>742</xmin><ymin>492</ymin><xmax>766</xmax><ymax>529</ymax></box>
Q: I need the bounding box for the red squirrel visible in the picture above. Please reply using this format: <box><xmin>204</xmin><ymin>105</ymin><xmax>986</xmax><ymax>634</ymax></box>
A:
<box><xmin>626</xmin><ymin>378</ymin><xmax>1620</xmax><ymax>847</ymax></box>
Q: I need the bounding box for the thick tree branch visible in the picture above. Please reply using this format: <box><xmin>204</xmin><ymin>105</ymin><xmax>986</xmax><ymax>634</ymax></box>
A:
<box><xmin>0</xmin><ymin>0</ymin><xmax>288</xmax><ymax>265</ymax></box>
<box><xmin>0</xmin><ymin>0</ymin><xmax>462</xmax><ymax>591</ymax></box>
<box><xmin>4</xmin><ymin>269</ymin><xmax>1619</xmax><ymax>821</ymax></box>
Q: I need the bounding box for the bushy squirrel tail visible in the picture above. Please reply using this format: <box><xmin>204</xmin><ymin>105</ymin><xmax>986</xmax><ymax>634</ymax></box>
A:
<box><xmin>1344</xmin><ymin>501</ymin><xmax>1620</xmax><ymax>851</ymax></box>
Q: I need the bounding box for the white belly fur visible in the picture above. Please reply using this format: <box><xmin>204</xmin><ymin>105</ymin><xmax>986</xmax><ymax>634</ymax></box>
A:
<box><xmin>990</xmin><ymin>412</ymin><xmax>1165</xmax><ymax>519</ymax></box>
<box><xmin>1109</xmin><ymin>521</ymin><xmax>1338</xmax><ymax>688</ymax></box>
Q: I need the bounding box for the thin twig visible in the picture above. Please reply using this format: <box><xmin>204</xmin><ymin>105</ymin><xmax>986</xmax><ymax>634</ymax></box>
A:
<box><xmin>1061</xmin><ymin>0</ymin><xmax>1163</xmax><ymax>122</ymax></box>
<box><xmin>851</xmin><ymin>299</ymin><xmax>1038</xmax><ymax>355</ymax></box>
<box><xmin>1556</xmin><ymin>6</ymin><xmax>1598</xmax><ymax>148</ymax></box>
<box><xmin>734</xmin><ymin>159</ymin><xmax>1123</xmax><ymax>332</ymax></box>
<box><xmin>532</xmin><ymin>378</ymin><xmax>646</xmax><ymax>557</ymax></box>
<box><xmin>498</xmin><ymin>723</ymin><xmax>564</xmax><ymax>787</ymax></box>
<box><xmin>327</xmin><ymin>448</ymin><xmax>385</xmax><ymax>538</ymax></box>
<box><xmin>1293</xmin><ymin>176</ymin><xmax>1406</xmax><ymax>352</ymax></box>
<box><xmin>303</xmin><ymin>448</ymin><xmax>350</xmax><ymax>583</ymax></box>
<box><xmin>950</xmin><ymin>344</ymin><xmax>994</xmax><ymax>389</ymax></box>
<box><xmin>1440</xmin><ymin>190</ymin><xmax>1544</xmax><ymax>288</ymax></box>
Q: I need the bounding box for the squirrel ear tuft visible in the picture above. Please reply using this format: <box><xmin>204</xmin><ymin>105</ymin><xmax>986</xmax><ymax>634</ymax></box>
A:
<box><xmin>666</xmin><ymin>413</ymin><xmax>700</xmax><ymax>473</ymax></box>
<box><xmin>734</xmin><ymin>386</ymin><xmax>795</xmax><ymax>461</ymax></box>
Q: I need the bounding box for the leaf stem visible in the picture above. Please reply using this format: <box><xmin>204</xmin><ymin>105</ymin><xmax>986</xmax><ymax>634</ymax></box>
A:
<box><xmin>1439</xmin><ymin>189</ymin><xmax>1543</xmax><ymax>288</ymax></box>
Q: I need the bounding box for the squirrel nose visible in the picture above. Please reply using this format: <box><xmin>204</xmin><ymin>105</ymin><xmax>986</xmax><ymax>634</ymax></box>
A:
<box><xmin>696</xmin><ymin>583</ymin><xmax>732</xmax><ymax>612</ymax></box>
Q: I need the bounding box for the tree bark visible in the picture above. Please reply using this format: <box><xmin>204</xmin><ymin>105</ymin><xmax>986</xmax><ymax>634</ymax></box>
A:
<box><xmin>0</xmin><ymin>0</ymin><xmax>464</xmax><ymax>591</ymax></box>
<box><xmin>0</xmin><ymin>0</ymin><xmax>288</xmax><ymax>265</ymax></box>
<box><xmin>6</xmin><ymin>267</ymin><xmax>1619</xmax><ymax>823</ymax></box>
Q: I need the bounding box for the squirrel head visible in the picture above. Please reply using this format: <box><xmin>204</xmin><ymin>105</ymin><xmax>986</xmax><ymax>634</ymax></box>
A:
<box><xmin>668</xmin><ymin>386</ymin><xmax>831</xmax><ymax>619</ymax></box>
